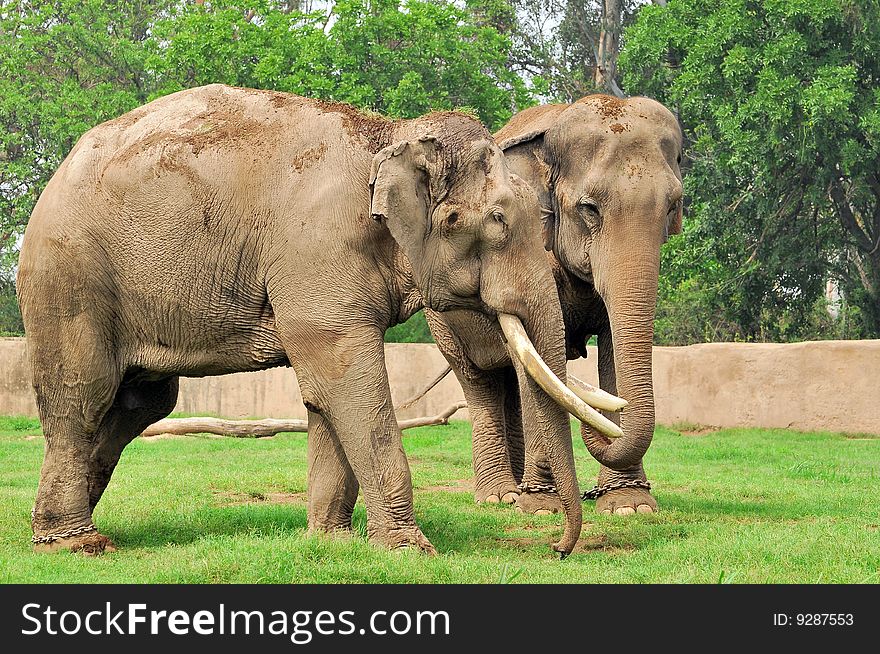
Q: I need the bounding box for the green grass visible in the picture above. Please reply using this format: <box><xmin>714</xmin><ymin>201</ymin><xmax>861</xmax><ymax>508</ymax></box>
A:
<box><xmin>0</xmin><ymin>415</ymin><xmax>878</xmax><ymax>583</ymax></box>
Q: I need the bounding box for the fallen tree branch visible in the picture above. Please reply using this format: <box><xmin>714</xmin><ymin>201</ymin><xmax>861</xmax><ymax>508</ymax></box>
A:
<box><xmin>141</xmin><ymin>401</ymin><xmax>467</xmax><ymax>439</ymax></box>
<box><xmin>397</xmin><ymin>364</ymin><xmax>453</xmax><ymax>410</ymax></box>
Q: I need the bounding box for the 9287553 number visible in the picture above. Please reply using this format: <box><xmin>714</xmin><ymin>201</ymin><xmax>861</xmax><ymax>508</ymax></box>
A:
<box><xmin>796</xmin><ymin>614</ymin><xmax>854</xmax><ymax>626</ymax></box>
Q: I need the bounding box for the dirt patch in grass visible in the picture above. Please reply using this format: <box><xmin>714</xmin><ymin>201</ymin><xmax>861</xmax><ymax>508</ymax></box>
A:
<box><xmin>670</xmin><ymin>422</ymin><xmax>721</xmax><ymax>437</ymax></box>
<box><xmin>213</xmin><ymin>490</ymin><xmax>306</xmax><ymax>505</ymax></box>
<box><xmin>572</xmin><ymin>533</ymin><xmax>637</xmax><ymax>554</ymax></box>
<box><xmin>418</xmin><ymin>478</ymin><xmax>473</xmax><ymax>493</ymax></box>
<box><xmin>503</xmin><ymin>522</ymin><xmax>595</xmax><ymax>534</ymax></box>
<box><xmin>498</xmin><ymin>525</ymin><xmax>632</xmax><ymax>554</ymax></box>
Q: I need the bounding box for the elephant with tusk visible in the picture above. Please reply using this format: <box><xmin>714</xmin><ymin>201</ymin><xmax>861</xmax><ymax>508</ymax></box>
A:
<box><xmin>18</xmin><ymin>84</ymin><xmax>600</xmax><ymax>557</ymax></box>
<box><xmin>425</xmin><ymin>94</ymin><xmax>683</xmax><ymax>516</ymax></box>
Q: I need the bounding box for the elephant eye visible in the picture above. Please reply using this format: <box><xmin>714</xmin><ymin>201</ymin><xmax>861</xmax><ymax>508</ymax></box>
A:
<box><xmin>491</xmin><ymin>210</ymin><xmax>506</xmax><ymax>225</ymax></box>
<box><xmin>446</xmin><ymin>212</ymin><xmax>459</xmax><ymax>226</ymax></box>
<box><xmin>577</xmin><ymin>197</ymin><xmax>601</xmax><ymax>224</ymax></box>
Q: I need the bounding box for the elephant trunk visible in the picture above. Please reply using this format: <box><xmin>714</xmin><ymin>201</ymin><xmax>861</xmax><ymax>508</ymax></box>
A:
<box><xmin>498</xmin><ymin>300</ymin><xmax>582</xmax><ymax>555</ymax></box>
<box><xmin>581</xmin><ymin>248</ymin><xmax>659</xmax><ymax>471</ymax></box>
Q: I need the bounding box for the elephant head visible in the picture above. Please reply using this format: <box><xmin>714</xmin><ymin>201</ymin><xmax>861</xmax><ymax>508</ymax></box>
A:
<box><xmin>496</xmin><ymin>96</ymin><xmax>683</xmax><ymax>471</ymax></box>
<box><xmin>369</xmin><ymin>114</ymin><xmax>626</xmax><ymax>553</ymax></box>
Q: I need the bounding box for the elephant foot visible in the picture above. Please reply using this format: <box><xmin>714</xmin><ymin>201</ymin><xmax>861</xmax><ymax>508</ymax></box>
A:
<box><xmin>596</xmin><ymin>487</ymin><xmax>657</xmax><ymax>516</ymax></box>
<box><xmin>515</xmin><ymin>491</ymin><xmax>562</xmax><ymax>515</ymax></box>
<box><xmin>33</xmin><ymin>531</ymin><xmax>117</xmax><ymax>556</ymax></box>
<box><xmin>369</xmin><ymin>525</ymin><xmax>437</xmax><ymax>555</ymax></box>
<box><xmin>475</xmin><ymin>483</ymin><xmax>519</xmax><ymax>505</ymax></box>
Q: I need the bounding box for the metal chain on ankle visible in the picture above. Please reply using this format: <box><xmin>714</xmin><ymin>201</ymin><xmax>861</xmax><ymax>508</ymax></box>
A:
<box><xmin>32</xmin><ymin>523</ymin><xmax>97</xmax><ymax>545</ymax></box>
<box><xmin>581</xmin><ymin>479</ymin><xmax>652</xmax><ymax>501</ymax></box>
<box><xmin>517</xmin><ymin>482</ymin><xmax>557</xmax><ymax>494</ymax></box>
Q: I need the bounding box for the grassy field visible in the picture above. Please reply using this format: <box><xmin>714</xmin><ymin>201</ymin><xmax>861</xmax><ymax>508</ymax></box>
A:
<box><xmin>0</xmin><ymin>415</ymin><xmax>878</xmax><ymax>583</ymax></box>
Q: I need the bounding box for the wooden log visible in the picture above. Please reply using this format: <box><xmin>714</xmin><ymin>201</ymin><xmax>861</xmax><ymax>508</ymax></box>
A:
<box><xmin>140</xmin><ymin>401</ymin><xmax>467</xmax><ymax>439</ymax></box>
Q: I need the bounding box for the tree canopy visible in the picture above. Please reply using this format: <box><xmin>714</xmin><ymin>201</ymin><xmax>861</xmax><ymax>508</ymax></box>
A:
<box><xmin>621</xmin><ymin>0</ymin><xmax>880</xmax><ymax>341</ymax></box>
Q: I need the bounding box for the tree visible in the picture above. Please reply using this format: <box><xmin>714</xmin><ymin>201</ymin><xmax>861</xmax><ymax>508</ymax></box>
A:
<box><xmin>0</xmin><ymin>0</ymin><xmax>168</xmax><ymax>333</ymax></box>
<box><xmin>147</xmin><ymin>0</ymin><xmax>530</xmax><ymax>129</ymax></box>
<box><xmin>621</xmin><ymin>0</ymin><xmax>880</xmax><ymax>341</ymax></box>
<box><xmin>511</xmin><ymin>0</ymin><xmax>640</xmax><ymax>102</ymax></box>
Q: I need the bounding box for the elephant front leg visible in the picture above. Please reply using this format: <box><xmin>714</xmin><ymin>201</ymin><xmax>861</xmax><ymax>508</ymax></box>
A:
<box><xmin>592</xmin><ymin>329</ymin><xmax>656</xmax><ymax>515</ymax></box>
<box><xmin>592</xmin><ymin>461</ymin><xmax>656</xmax><ymax>515</ymax></box>
<box><xmin>307</xmin><ymin>410</ymin><xmax>359</xmax><ymax>535</ymax></box>
<box><xmin>293</xmin><ymin>330</ymin><xmax>435</xmax><ymax>554</ymax></box>
<box><xmin>514</xmin><ymin>436</ymin><xmax>564</xmax><ymax>516</ymax></box>
<box><xmin>460</xmin><ymin>368</ymin><xmax>521</xmax><ymax>505</ymax></box>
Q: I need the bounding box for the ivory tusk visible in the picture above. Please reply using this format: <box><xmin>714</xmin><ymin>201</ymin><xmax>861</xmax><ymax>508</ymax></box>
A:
<box><xmin>567</xmin><ymin>375</ymin><xmax>628</xmax><ymax>413</ymax></box>
<box><xmin>498</xmin><ymin>314</ymin><xmax>624</xmax><ymax>439</ymax></box>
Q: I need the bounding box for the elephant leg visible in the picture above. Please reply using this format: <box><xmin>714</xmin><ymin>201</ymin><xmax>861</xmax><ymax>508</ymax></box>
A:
<box><xmin>511</xmin><ymin>360</ymin><xmax>564</xmax><ymax>515</ymax></box>
<box><xmin>594</xmin><ymin>329</ymin><xmax>656</xmax><ymax>516</ymax></box>
<box><xmin>502</xmin><ymin>366</ymin><xmax>525</xmax><ymax>485</ymax></box>
<box><xmin>290</xmin><ymin>328</ymin><xmax>435</xmax><ymax>553</ymax></box>
<box><xmin>460</xmin><ymin>368</ymin><xmax>520</xmax><ymax>505</ymax></box>
<box><xmin>29</xmin><ymin>320</ymin><xmax>121</xmax><ymax>555</ymax></box>
<box><xmin>514</xmin><ymin>429</ymin><xmax>563</xmax><ymax>516</ymax></box>
<box><xmin>307</xmin><ymin>409</ymin><xmax>359</xmax><ymax>534</ymax></box>
<box><xmin>87</xmin><ymin>377</ymin><xmax>180</xmax><ymax>513</ymax></box>
<box><xmin>425</xmin><ymin>310</ymin><xmax>519</xmax><ymax>505</ymax></box>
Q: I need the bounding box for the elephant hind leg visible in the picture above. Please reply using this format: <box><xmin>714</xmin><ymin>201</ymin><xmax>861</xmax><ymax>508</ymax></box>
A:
<box><xmin>87</xmin><ymin>376</ymin><xmax>179</xmax><ymax>512</ymax></box>
<box><xmin>29</xmin><ymin>318</ymin><xmax>122</xmax><ymax>554</ymax></box>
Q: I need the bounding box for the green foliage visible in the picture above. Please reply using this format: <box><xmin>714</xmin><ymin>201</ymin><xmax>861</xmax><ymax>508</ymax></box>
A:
<box><xmin>1</xmin><ymin>420</ymin><xmax>877</xmax><ymax>582</ymax></box>
<box><xmin>147</xmin><ymin>0</ymin><xmax>529</xmax><ymax>128</ymax></box>
<box><xmin>0</xmin><ymin>0</ymin><xmax>532</xmax><ymax>336</ymax></box>
<box><xmin>621</xmin><ymin>0</ymin><xmax>880</xmax><ymax>342</ymax></box>
<box><xmin>384</xmin><ymin>310</ymin><xmax>434</xmax><ymax>343</ymax></box>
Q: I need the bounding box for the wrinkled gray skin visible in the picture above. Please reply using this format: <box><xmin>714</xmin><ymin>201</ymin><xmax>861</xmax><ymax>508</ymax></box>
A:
<box><xmin>17</xmin><ymin>84</ymin><xmax>582</xmax><ymax>555</ymax></box>
<box><xmin>427</xmin><ymin>95</ymin><xmax>683</xmax><ymax>515</ymax></box>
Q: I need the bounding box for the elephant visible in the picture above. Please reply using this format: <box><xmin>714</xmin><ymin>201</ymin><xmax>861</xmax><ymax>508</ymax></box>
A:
<box><xmin>17</xmin><ymin>83</ymin><xmax>615</xmax><ymax>557</ymax></box>
<box><xmin>425</xmin><ymin>94</ymin><xmax>683</xmax><ymax>516</ymax></box>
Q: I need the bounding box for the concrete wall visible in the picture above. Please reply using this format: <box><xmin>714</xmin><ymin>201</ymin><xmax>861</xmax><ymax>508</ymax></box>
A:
<box><xmin>2</xmin><ymin>337</ymin><xmax>878</xmax><ymax>434</ymax></box>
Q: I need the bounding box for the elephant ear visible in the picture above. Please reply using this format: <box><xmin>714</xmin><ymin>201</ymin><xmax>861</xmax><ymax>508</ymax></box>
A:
<box><xmin>495</xmin><ymin>104</ymin><xmax>570</xmax><ymax>151</ymax></box>
<box><xmin>369</xmin><ymin>136</ymin><xmax>440</xmax><ymax>271</ymax></box>
<box><xmin>667</xmin><ymin>199</ymin><xmax>683</xmax><ymax>237</ymax></box>
<box><xmin>495</xmin><ymin>105</ymin><xmax>570</xmax><ymax>253</ymax></box>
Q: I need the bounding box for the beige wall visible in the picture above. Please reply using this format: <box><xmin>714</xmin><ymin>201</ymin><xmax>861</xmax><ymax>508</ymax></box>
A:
<box><xmin>2</xmin><ymin>337</ymin><xmax>878</xmax><ymax>434</ymax></box>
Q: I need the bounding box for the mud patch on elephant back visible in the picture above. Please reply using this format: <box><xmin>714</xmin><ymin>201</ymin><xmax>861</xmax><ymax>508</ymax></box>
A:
<box><xmin>213</xmin><ymin>489</ymin><xmax>307</xmax><ymax>505</ymax></box>
<box><xmin>418</xmin><ymin>478</ymin><xmax>474</xmax><ymax>493</ymax></box>
<box><xmin>610</xmin><ymin>123</ymin><xmax>627</xmax><ymax>134</ymax></box>
<box><xmin>291</xmin><ymin>142</ymin><xmax>328</xmax><ymax>173</ymax></box>
<box><xmin>184</xmin><ymin>112</ymin><xmax>269</xmax><ymax>156</ymax></box>
<box><xmin>311</xmin><ymin>98</ymin><xmax>397</xmax><ymax>154</ymax></box>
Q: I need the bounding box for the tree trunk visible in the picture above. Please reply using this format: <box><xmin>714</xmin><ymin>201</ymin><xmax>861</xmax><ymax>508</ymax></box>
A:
<box><xmin>594</xmin><ymin>0</ymin><xmax>621</xmax><ymax>94</ymax></box>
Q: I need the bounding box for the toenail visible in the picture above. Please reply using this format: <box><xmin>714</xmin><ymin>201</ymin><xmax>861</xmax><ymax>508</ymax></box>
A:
<box><xmin>615</xmin><ymin>506</ymin><xmax>636</xmax><ymax>515</ymax></box>
<box><xmin>636</xmin><ymin>504</ymin><xmax>654</xmax><ymax>514</ymax></box>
